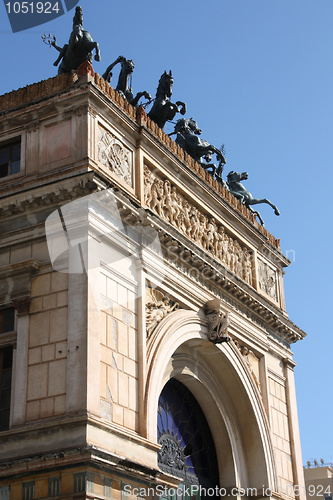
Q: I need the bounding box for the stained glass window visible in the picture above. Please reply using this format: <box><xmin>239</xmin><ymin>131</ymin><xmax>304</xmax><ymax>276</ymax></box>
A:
<box><xmin>157</xmin><ymin>379</ymin><xmax>219</xmax><ymax>499</ymax></box>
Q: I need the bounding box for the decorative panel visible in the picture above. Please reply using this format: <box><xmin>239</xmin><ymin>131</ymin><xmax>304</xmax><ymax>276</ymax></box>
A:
<box><xmin>258</xmin><ymin>259</ymin><xmax>278</xmax><ymax>301</ymax></box>
<box><xmin>98</xmin><ymin>125</ymin><xmax>133</xmax><ymax>187</ymax></box>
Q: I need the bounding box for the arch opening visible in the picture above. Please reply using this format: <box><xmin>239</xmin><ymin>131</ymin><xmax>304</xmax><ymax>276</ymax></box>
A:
<box><xmin>157</xmin><ymin>378</ymin><xmax>220</xmax><ymax>498</ymax></box>
<box><xmin>146</xmin><ymin>311</ymin><xmax>277</xmax><ymax>492</ymax></box>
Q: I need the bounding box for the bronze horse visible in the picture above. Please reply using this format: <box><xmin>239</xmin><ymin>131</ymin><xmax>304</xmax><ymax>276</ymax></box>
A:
<box><xmin>148</xmin><ymin>71</ymin><xmax>186</xmax><ymax>129</ymax></box>
<box><xmin>102</xmin><ymin>56</ymin><xmax>151</xmax><ymax>107</ymax></box>
<box><xmin>51</xmin><ymin>7</ymin><xmax>100</xmax><ymax>75</ymax></box>
<box><xmin>172</xmin><ymin>118</ymin><xmax>227</xmax><ymax>184</ymax></box>
<box><xmin>227</xmin><ymin>171</ymin><xmax>280</xmax><ymax>226</ymax></box>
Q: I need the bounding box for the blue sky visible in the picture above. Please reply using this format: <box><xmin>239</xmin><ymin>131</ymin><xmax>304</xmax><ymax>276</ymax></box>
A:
<box><xmin>1</xmin><ymin>0</ymin><xmax>332</xmax><ymax>465</ymax></box>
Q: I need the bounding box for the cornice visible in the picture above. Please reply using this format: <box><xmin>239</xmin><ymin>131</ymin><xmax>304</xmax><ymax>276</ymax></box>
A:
<box><xmin>0</xmin><ymin>172</ymin><xmax>98</xmax><ymax>219</ymax></box>
<box><xmin>0</xmin><ymin>259</ymin><xmax>39</xmax><ymax>280</ymax></box>
<box><xmin>0</xmin><ymin>74</ymin><xmax>75</xmax><ymax>116</ymax></box>
<box><xmin>114</xmin><ymin>193</ymin><xmax>306</xmax><ymax>344</ymax></box>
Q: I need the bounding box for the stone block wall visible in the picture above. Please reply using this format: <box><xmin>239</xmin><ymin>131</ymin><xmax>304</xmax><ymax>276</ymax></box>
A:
<box><xmin>27</xmin><ymin>272</ymin><xmax>68</xmax><ymax>421</ymax></box>
<box><xmin>269</xmin><ymin>372</ymin><xmax>295</xmax><ymax>495</ymax></box>
<box><xmin>99</xmin><ymin>270</ymin><xmax>138</xmax><ymax>431</ymax></box>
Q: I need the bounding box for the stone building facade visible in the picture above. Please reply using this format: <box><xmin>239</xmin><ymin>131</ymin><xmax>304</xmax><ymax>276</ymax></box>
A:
<box><xmin>303</xmin><ymin>463</ymin><xmax>333</xmax><ymax>500</ymax></box>
<box><xmin>0</xmin><ymin>73</ymin><xmax>306</xmax><ymax>499</ymax></box>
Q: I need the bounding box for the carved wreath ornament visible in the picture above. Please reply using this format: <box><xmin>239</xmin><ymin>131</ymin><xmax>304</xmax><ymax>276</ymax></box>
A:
<box><xmin>98</xmin><ymin>126</ymin><xmax>133</xmax><ymax>186</ymax></box>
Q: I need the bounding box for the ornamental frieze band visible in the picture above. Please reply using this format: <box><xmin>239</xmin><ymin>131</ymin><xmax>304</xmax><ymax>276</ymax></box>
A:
<box><xmin>144</xmin><ymin>165</ymin><xmax>254</xmax><ymax>287</ymax></box>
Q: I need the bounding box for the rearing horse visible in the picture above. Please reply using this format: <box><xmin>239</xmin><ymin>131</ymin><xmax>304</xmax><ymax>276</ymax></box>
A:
<box><xmin>102</xmin><ymin>56</ymin><xmax>151</xmax><ymax>107</ymax></box>
<box><xmin>51</xmin><ymin>7</ymin><xmax>100</xmax><ymax>75</ymax></box>
<box><xmin>148</xmin><ymin>71</ymin><xmax>186</xmax><ymax>129</ymax></box>
<box><xmin>171</xmin><ymin>118</ymin><xmax>227</xmax><ymax>184</ymax></box>
<box><xmin>227</xmin><ymin>171</ymin><xmax>280</xmax><ymax>226</ymax></box>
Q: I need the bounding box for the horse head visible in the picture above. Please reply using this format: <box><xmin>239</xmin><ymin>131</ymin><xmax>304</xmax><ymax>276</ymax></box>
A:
<box><xmin>174</xmin><ymin>118</ymin><xmax>201</xmax><ymax>136</ymax></box>
<box><xmin>122</xmin><ymin>58</ymin><xmax>134</xmax><ymax>75</ymax></box>
<box><xmin>157</xmin><ymin>71</ymin><xmax>173</xmax><ymax>98</ymax></box>
<box><xmin>227</xmin><ymin>171</ymin><xmax>248</xmax><ymax>184</ymax></box>
<box><xmin>187</xmin><ymin>117</ymin><xmax>201</xmax><ymax>135</ymax></box>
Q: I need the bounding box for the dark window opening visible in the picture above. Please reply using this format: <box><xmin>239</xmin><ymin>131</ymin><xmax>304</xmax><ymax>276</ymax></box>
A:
<box><xmin>157</xmin><ymin>379</ymin><xmax>219</xmax><ymax>499</ymax></box>
<box><xmin>48</xmin><ymin>477</ymin><xmax>61</xmax><ymax>497</ymax></box>
<box><xmin>0</xmin><ymin>346</ymin><xmax>13</xmax><ymax>431</ymax></box>
<box><xmin>0</xmin><ymin>140</ymin><xmax>21</xmax><ymax>178</ymax></box>
<box><xmin>0</xmin><ymin>309</ymin><xmax>15</xmax><ymax>334</ymax></box>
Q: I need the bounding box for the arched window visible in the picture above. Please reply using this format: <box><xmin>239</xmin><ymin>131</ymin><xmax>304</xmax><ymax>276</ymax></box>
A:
<box><xmin>157</xmin><ymin>379</ymin><xmax>219</xmax><ymax>498</ymax></box>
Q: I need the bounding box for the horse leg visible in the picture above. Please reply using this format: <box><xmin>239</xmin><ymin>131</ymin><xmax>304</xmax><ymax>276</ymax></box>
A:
<box><xmin>131</xmin><ymin>92</ymin><xmax>151</xmax><ymax>108</ymax></box>
<box><xmin>175</xmin><ymin>101</ymin><xmax>187</xmax><ymax>116</ymax></box>
<box><xmin>247</xmin><ymin>198</ymin><xmax>280</xmax><ymax>216</ymax></box>
<box><xmin>229</xmin><ymin>191</ymin><xmax>245</xmax><ymax>204</ymax></box>
<box><xmin>248</xmin><ymin>206</ymin><xmax>265</xmax><ymax>226</ymax></box>
<box><xmin>200</xmin><ymin>162</ymin><xmax>216</xmax><ymax>176</ymax></box>
<box><xmin>93</xmin><ymin>42</ymin><xmax>101</xmax><ymax>61</ymax></box>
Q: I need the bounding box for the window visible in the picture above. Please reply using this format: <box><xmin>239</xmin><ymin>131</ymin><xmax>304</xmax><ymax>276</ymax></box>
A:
<box><xmin>0</xmin><ymin>140</ymin><xmax>21</xmax><ymax>178</ymax></box>
<box><xmin>157</xmin><ymin>379</ymin><xmax>219</xmax><ymax>498</ymax></box>
<box><xmin>0</xmin><ymin>309</ymin><xmax>15</xmax><ymax>432</ymax></box>
<box><xmin>0</xmin><ymin>309</ymin><xmax>15</xmax><ymax>335</ymax></box>
<box><xmin>0</xmin><ymin>486</ymin><xmax>10</xmax><ymax>500</ymax></box>
<box><xmin>73</xmin><ymin>473</ymin><xmax>85</xmax><ymax>493</ymax></box>
<box><xmin>48</xmin><ymin>477</ymin><xmax>60</xmax><ymax>497</ymax></box>
<box><xmin>104</xmin><ymin>478</ymin><xmax>112</xmax><ymax>498</ymax></box>
<box><xmin>0</xmin><ymin>346</ymin><xmax>13</xmax><ymax>431</ymax></box>
<box><xmin>0</xmin><ymin>347</ymin><xmax>13</xmax><ymax>431</ymax></box>
<box><xmin>22</xmin><ymin>482</ymin><xmax>34</xmax><ymax>500</ymax></box>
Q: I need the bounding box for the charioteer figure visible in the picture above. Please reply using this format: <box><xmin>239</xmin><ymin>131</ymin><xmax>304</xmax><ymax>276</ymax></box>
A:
<box><xmin>49</xmin><ymin>6</ymin><xmax>100</xmax><ymax>75</ymax></box>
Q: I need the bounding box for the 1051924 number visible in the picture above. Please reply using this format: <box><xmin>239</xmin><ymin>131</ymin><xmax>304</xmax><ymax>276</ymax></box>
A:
<box><xmin>5</xmin><ymin>2</ymin><xmax>60</xmax><ymax>14</ymax></box>
<box><xmin>308</xmin><ymin>485</ymin><xmax>332</xmax><ymax>497</ymax></box>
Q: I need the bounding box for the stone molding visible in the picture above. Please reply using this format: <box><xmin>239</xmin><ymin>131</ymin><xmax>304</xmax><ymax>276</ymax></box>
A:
<box><xmin>232</xmin><ymin>340</ymin><xmax>261</xmax><ymax>392</ymax></box>
<box><xmin>0</xmin><ymin>74</ymin><xmax>75</xmax><ymax>114</ymax></box>
<box><xmin>0</xmin><ymin>174</ymin><xmax>98</xmax><ymax>218</ymax></box>
<box><xmin>204</xmin><ymin>299</ymin><xmax>230</xmax><ymax>343</ymax></box>
<box><xmin>258</xmin><ymin>259</ymin><xmax>278</xmax><ymax>301</ymax></box>
<box><xmin>92</xmin><ymin>74</ymin><xmax>280</xmax><ymax>249</ymax></box>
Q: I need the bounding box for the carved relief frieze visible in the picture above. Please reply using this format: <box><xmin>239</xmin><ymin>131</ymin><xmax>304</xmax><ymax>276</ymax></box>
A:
<box><xmin>145</xmin><ymin>287</ymin><xmax>179</xmax><ymax>337</ymax></box>
<box><xmin>258</xmin><ymin>259</ymin><xmax>277</xmax><ymax>301</ymax></box>
<box><xmin>98</xmin><ymin>125</ymin><xmax>133</xmax><ymax>187</ymax></box>
<box><xmin>144</xmin><ymin>166</ymin><xmax>254</xmax><ymax>286</ymax></box>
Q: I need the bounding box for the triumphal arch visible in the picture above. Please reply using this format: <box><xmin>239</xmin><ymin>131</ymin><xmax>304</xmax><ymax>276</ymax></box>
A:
<box><xmin>0</xmin><ymin>62</ymin><xmax>306</xmax><ymax>499</ymax></box>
